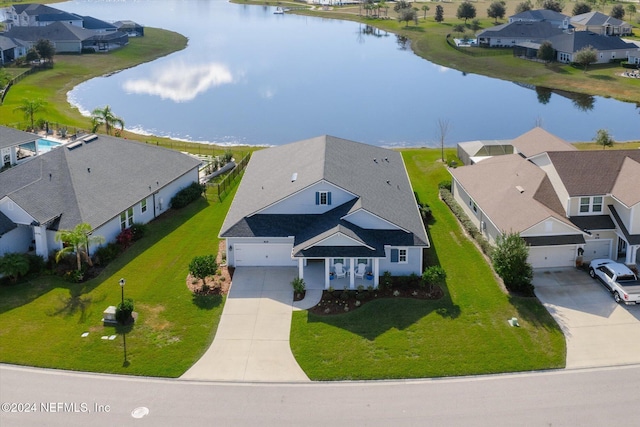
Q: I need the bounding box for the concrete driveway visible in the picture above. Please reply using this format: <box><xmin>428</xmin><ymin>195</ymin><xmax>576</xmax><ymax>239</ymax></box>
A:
<box><xmin>533</xmin><ymin>268</ymin><xmax>640</xmax><ymax>369</ymax></box>
<box><xmin>182</xmin><ymin>267</ymin><xmax>310</xmax><ymax>382</ymax></box>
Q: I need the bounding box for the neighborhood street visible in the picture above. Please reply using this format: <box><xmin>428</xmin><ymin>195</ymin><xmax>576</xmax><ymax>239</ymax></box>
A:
<box><xmin>2</xmin><ymin>363</ymin><xmax>640</xmax><ymax>426</ymax></box>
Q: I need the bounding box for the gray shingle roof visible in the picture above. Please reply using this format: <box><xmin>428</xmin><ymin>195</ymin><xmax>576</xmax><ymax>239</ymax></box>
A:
<box><xmin>548</xmin><ymin>31</ymin><xmax>637</xmax><ymax>53</ymax></box>
<box><xmin>5</xmin><ymin>21</ymin><xmax>96</xmax><ymax>42</ymax></box>
<box><xmin>0</xmin><ymin>211</ymin><xmax>17</xmax><ymax>235</ymax></box>
<box><xmin>220</xmin><ymin>135</ymin><xmax>429</xmax><ymax>247</ymax></box>
<box><xmin>79</xmin><ymin>15</ymin><xmax>117</xmax><ymax>31</ymax></box>
<box><xmin>523</xmin><ymin>235</ymin><xmax>585</xmax><ymax>246</ymax></box>
<box><xmin>569</xmin><ymin>215</ymin><xmax>615</xmax><ymax>231</ymax></box>
<box><xmin>546</xmin><ymin>150</ymin><xmax>640</xmax><ymax>197</ymax></box>
<box><xmin>477</xmin><ymin>21</ymin><xmax>565</xmax><ymax>40</ymax></box>
<box><xmin>510</xmin><ymin>9</ymin><xmax>568</xmax><ymax>22</ymax></box>
<box><xmin>0</xmin><ymin>134</ymin><xmax>201</xmax><ymax>230</ymax></box>
<box><xmin>571</xmin><ymin>11</ymin><xmax>626</xmax><ymax>28</ymax></box>
<box><xmin>0</xmin><ymin>126</ymin><xmax>38</xmax><ymax>150</ymax></box>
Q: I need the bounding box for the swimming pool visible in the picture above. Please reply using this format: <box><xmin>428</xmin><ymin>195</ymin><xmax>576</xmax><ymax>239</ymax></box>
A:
<box><xmin>37</xmin><ymin>138</ymin><xmax>62</xmax><ymax>153</ymax></box>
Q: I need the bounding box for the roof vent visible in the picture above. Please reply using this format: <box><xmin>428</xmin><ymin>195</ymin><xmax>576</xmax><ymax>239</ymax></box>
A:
<box><xmin>66</xmin><ymin>141</ymin><xmax>83</xmax><ymax>150</ymax></box>
<box><xmin>516</xmin><ymin>185</ymin><xmax>525</xmax><ymax>193</ymax></box>
<box><xmin>386</xmin><ymin>180</ymin><xmax>391</xmax><ymax>185</ymax></box>
<box><xmin>385</xmin><ymin>157</ymin><xmax>389</xmax><ymax>162</ymax></box>
<box><xmin>373</xmin><ymin>158</ymin><xmax>378</xmax><ymax>163</ymax></box>
<box><xmin>291</xmin><ymin>172</ymin><xmax>297</xmax><ymax>182</ymax></box>
<box><xmin>83</xmin><ymin>134</ymin><xmax>98</xmax><ymax>143</ymax></box>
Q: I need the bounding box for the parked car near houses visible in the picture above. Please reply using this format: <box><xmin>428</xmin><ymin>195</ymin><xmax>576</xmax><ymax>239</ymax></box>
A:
<box><xmin>588</xmin><ymin>259</ymin><xmax>640</xmax><ymax>305</ymax></box>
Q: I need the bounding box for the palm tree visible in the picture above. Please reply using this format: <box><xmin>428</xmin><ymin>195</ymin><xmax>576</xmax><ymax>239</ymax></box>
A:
<box><xmin>90</xmin><ymin>105</ymin><xmax>125</xmax><ymax>136</ymax></box>
<box><xmin>13</xmin><ymin>98</ymin><xmax>46</xmax><ymax>131</ymax></box>
<box><xmin>55</xmin><ymin>223</ymin><xmax>105</xmax><ymax>272</ymax></box>
<box><xmin>422</xmin><ymin>4</ymin><xmax>430</xmax><ymax>19</ymax></box>
<box><xmin>0</xmin><ymin>253</ymin><xmax>29</xmax><ymax>284</ymax></box>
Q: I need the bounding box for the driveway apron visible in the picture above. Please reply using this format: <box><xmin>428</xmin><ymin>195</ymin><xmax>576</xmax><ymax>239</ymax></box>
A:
<box><xmin>534</xmin><ymin>268</ymin><xmax>640</xmax><ymax>369</ymax></box>
<box><xmin>182</xmin><ymin>267</ymin><xmax>309</xmax><ymax>382</ymax></box>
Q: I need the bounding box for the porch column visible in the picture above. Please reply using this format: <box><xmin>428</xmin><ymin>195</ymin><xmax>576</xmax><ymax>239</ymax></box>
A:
<box><xmin>33</xmin><ymin>225</ymin><xmax>48</xmax><ymax>258</ymax></box>
<box><xmin>628</xmin><ymin>245</ymin><xmax>639</xmax><ymax>266</ymax></box>
<box><xmin>349</xmin><ymin>258</ymin><xmax>355</xmax><ymax>289</ymax></box>
<box><xmin>298</xmin><ymin>258</ymin><xmax>304</xmax><ymax>280</ymax></box>
<box><xmin>373</xmin><ymin>258</ymin><xmax>379</xmax><ymax>288</ymax></box>
<box><xmin>325</xmin><ymin>258</ymin><xmax>331</xmax><ymax>289</ymax></box>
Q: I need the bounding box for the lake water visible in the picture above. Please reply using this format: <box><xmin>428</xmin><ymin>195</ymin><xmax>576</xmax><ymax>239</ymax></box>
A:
<box><xmin>58</xmin><ymin>0</ymin><xmax>638</xmax><ymax>146</ymax></box>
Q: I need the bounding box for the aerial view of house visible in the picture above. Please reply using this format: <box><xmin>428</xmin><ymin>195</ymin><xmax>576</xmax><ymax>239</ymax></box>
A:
<box><xmin>220</xmin><ymin>135</ymin><xmax>430</xmax><ymax>289</ymax></box>
<box><xmin>0</xmin><ymin>129</ymin><xmax>201</xmax><ymax>258</ymax></box>
<box><xmin>451</xmin><ymin>127</ymin><xmax>640</xmax><ymax>269</ymax></box>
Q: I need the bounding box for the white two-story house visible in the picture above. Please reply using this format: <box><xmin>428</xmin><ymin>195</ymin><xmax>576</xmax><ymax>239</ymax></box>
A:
<box><xmin>450</xmin><ymin>127</ymin><xmax>640</xmax><ymax>268</ymax></box>
<box><xmin>219</xmin><ymin>135</ymin><xmax>430</xmax><ymax>289</ymax></box>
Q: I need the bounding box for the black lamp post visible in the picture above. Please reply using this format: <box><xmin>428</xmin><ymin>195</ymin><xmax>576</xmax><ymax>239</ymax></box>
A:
<box><xmin>119</xmin><ymin>278</ymin><xmax>125</xmax><ymax>306</ymax></box>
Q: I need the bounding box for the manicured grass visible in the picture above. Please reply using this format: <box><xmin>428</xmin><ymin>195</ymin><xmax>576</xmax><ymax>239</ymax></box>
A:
<box><xmin>290</xmin><ymin>149</ymin><xmax>565</xmax><ymax>380</ymax></box>
<box><xmin>0</xmin><ymin>186</ymin><xmax>237</xmax><ymax>377</ymax></box>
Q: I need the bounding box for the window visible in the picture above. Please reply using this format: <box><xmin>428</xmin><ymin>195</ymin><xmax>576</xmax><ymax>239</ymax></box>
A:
<box><xmin>120</xmin><ymin>207</ymin><xmax>134</xmax><ymax>230</ymax></box>
<box><xmin>141</xmin><ymin>199</ymin><xmax>147</xmax><ymax>213</ymax></box>
<box><xmin>357</xmin><ymin>258</ymin><xmax>368</xmax><ymax>265</ymax></box>
<box><xmin>315</xmin><ymin>191</ymin><xmax>332</xmax><ymax>206</ymax></box>
<box><xmin>580</xmin><ymin>196</ymin><xmax>603</xmax><ymax>214</ymax></box>
<box><xmin>333</xmin><ymin>258</ymin><xmax>344</xmax><ymax>265</ymax></box>
<box><xmin>391</xmin><ymin>248</ymin><xmax>408</xmax><ymax>264</ymax></box>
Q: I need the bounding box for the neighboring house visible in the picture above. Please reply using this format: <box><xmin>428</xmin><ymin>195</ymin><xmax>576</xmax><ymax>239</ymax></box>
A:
<box><xmin>79</xmin><ymin>15</ymin><xmax>118</xmax><ymax>34</ymax></box>
<box><xmin>0</xmin><ymin>34</ymin><xmax>27</xmax><ymax>64</ymax></box>
<box><xmin>477</xmin><ymin>21</ymin><xmax>565</xmax><ymax>48</ymax></box>
<box><xmin>219</xmin><ymin>135</ymin><xmax>430</xmax><ymax>289</ymax></box>
<box><xmin>1</xmin><ymin>3</ymin><xmax>82</xmax><ymax>29</ymax></box>
<box><xmin>113</xmin><ymin>20</ymin><xmax>144</xmax><ymax>37</ymax></box>
<box><xmin>457</xmin><ymin>127</ymin><xmax>576</xmax><ymax>165</ymax></box>
<box><xmin>4</xmin><ymin>21</ymin><xmax>128</xmax><ymax>53</ymax></box>
<box><xmin>509</xmin><ymin>9</ymin><xmax>570</xmax><ymax>29</ymax></box>
<box><xmin>547</xmin><ymin>31</ymin><xmax>639</xmax><ymax>64</ymax></box>
<box><xmin>0</xmin><ymin>133</ymin><xmax>201</xmax><ymax>259</ymax></box>
<box><xmin>450</xmin><ymin>128</ymin><xmax>640</xmax><ymax>268</ymax></box>
<box><xmin>571</xmin><ymin>11</ymin><xmax>632</xmax><ymax>36</ymax></box>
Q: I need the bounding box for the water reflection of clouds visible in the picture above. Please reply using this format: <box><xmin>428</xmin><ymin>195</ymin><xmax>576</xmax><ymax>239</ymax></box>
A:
<box><xmin>260</xmin><ymin>86</ymin><xmax>276</xmax><ymax>99</ymax></box>
<box><xmin>122</xmin><ymin>62</ymin><xmax>235</xmax><ymax>102</ymax></box>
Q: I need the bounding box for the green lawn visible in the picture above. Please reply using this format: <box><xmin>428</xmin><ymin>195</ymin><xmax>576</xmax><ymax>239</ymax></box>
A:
<box><xmin>0</xmin><ymin>185</ymin><xmax>236</xmax><ymax>377</ymax></box>
<box><xmin>290</xmin><ymin>149</ymin><xmax>565</xmax><ymax>380</ymax></box>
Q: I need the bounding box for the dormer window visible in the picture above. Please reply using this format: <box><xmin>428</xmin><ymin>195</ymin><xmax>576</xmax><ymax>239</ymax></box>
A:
<box><xmin>579</xmin><ymin>196</ymin><xmax>603</xmax><ymax>214</ymax></box>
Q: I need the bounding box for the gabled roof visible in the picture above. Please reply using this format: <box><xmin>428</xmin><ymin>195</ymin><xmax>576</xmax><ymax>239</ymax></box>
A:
<box><xmin>79</xmin><ymin>15</ymin><xmax>117</xmax><ymax>31</ymax></box>
<box><xmin>571</xmin><ymin>11</ymin><xmax>627</xmax><ymax>27</ymax></box>
<box><xmin>546</xmin><ymin>150</ymin><xmax>640</xmax><ymax>197</ymax></box>
<box><xmin>36</xmin><ymin>12</ymin><xmax>81</xmax><ymax>23</ymax></box>
<box><xmin>477</xmin><ymin>21</ymin><xmax>565</xmax><ymax>40</ymax></box>
<box><xmin>510</xmin><ymin>9</ymin><xmax>568</xmax><ymax>23</ymax></box>
<box><xmin>0</xmin><ymin>211</ymin><xmax>17</xmax><ymax>235</ymax></box>
<box><xmin>510</xmin><ymin>127</ymin><xmax>577</xmax><ymax>158</ymax></box>
<box><xmin>0</xmin><ymin>135</ymin><xmax>201</xmax><ymax>230</ymax></box>
<box><xmin>0</xmin><ymin>35</ymin><xmax>27</xmax><ymax>51</ymax></box>
<box><xmin>0</xmin><ymin>126</ymin><xmax>38</xmax><ymax>150</ymax></box>
<box><xmin>611</xmin><ymin>157</ymin><xmax>640</xmax><ymax>207</ymax></box>
<box><xmin>12</xmin><ymin>4</ymin><xmax>63</xmax><ymax>16</ymax></box>
<box><xmin>548</xmin><ymin>31</ymin><xmax>637</xmax><ymax>53</ymax></box>
<box><xmin>220</xmin><ymin>135</ymin><xmax>428</xmax><ymax>246</ymax></box>
<box><xmin>450</xmin><ymin>154</ymin><xmax>579</xmax><ymax>234</ymax></box>
<box><xmin>5</xmin><ymin>21</ymin><xmax>96</xmax><ymax>42</ymax></box>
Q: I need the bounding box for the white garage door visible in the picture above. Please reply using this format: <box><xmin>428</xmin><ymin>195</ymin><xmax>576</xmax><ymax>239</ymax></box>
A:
<box><xmin>234</xmin><ymin>243</ymin><xmax>296</xmax><ymax>266</ymax></box>
<box><xmin>583</xmin><ymin>240</ymin><xmax>611</xmax><ymax>261</ymax></box>
<box><xmin>528</xmin><ymin>246</ymin><xmax>576</xmax><ymax>268</ymax></box>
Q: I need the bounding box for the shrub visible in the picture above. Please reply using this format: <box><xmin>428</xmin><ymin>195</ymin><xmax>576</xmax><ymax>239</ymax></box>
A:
<box><xmin>63</xmin><ymin>269</ymin><xmax>84</xmax><ymax>283</ymax></box>
<box><xmin>170</xmin><ymin>182</ymin><xmax>206</xmax><ymax>209</ymax></box>
<box><xmin>116</xmin><ymin>298</ymin><xmax>134</xmax><ymax>324</ymax></box>
<box><xmin>381</xmin><ymin>271</ymin><xmax>393</xmax><ymax>290</ymax></box>
<box><xmin>25</xmin><ymin>254</ymin><xmax>46</xmax><ymax>275</ymax></box>
<box><xmin>422</xmin><ymin>265</ymin><xmax>447</xmax><ymax>290</ymax></box>
<box><xmin>94</xmin><ymin>243</ymin><xmax>122</xmax><ymax>265</ymax></box>
<box><xmin>438</xmin><ymin>180</ymin><xmax>452</xmax><ymax>191</ymax></box>
<box><xmin>0</xmin><ymin>252</ymin><xmax>30</xmax><ymax>283</ymax></box>
<box><xmin>129</xmin><ymin>223</ymin><xmax>147</xmax><ymax>241</ymax></box>
<box><xmin>492</xmin><ymin>232</ymin><xmax>534</xmax><ymax>295</ymax></box>
<box><xmin>189</xmin><ymin>254</ymin><xmax>217</xmax><ymax>286</ymax></box>
<box><xmin>440</xmin><ymin>187</ymin><xmax>493</xmax><ymax>257</ymax></box>
<box><xmin>291</xmin><ymin>276</ymin><xmax>306</xmax><ymax>293</ymax></box>
<box><xmin>116</xmin><ymin>228</ymin><xmax>133</xmax><ymax>249</ymax></box>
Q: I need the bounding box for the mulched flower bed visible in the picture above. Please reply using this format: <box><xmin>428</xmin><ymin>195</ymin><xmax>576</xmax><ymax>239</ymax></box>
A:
<box><xmin>310</xmin><ymin>285</ymin><xmax>443</xmax><ymax>316</ymax></box>
<box><xmin>186</xmin><ymin>241</ymin><xmax>234</xmax><ymax>296</ymax></box>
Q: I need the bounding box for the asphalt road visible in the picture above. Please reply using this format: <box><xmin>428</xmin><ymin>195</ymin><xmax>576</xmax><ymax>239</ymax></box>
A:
<box><xmin>2</xmin><ymin>364</ymin><xmax>640</xmax><ymax>427</ymax></box>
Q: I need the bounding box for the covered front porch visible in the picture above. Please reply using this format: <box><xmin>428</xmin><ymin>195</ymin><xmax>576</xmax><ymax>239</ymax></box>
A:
<box><xmin>297</xmin><ymin>258</ymin><xmax>380</xmax><ymax>290</ymax></box>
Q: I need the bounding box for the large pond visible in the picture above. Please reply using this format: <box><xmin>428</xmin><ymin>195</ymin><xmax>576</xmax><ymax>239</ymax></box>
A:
<box><xmin>58</xmin><ymin>0</ymin><xmax>638</xmax><ymax>146</ymax></box>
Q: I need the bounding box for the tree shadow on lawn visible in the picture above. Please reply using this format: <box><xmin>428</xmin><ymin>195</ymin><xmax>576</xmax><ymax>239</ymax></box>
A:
<box><xmin>47</xmin><ymin>284</ymin><xmax>107</xmax><ymax>323</ymax></box>
<box><xmin>588</xmin><ymin>74</ymin><xmax>614</xmax><ymax>81</ymax></box>
<box><xmin>508</xmin><ymin>295</ymin><xmax>564</xmax><ymax>333</ymax></box>
<box><xmin>192</xmin><ymin>293</ymin><xmax>223</xmax><ymax>310</ymax></box>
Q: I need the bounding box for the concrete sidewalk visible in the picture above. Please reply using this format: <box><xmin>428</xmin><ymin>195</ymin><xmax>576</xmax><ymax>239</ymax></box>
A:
<box><xmin>181</xmin><ymin>267</ymin><xmax>310</xmax><ymax>382</ymax></box>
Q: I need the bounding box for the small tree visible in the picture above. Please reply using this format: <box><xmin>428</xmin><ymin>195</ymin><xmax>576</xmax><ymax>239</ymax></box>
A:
<box><xmin>453</xmin><ymin>23</ymin><xmax>466</xmax><ymax>33</ymax></box>
<box><xmin>515</xmin><ymin>0</ymin><xmax>533</xmax><ymax>14</ymax></box>
<box><xmin>393</xmin><ymin>0</ymin><xmax>411</xmax><ymax>12</ymax></box>
<box><xmin>435</xmin><ymin>5</ymin><xmax>444</xmax><ymax>22</ymax></box>
<box><xmin>572</xmin><ymin>2</ymin><xmax>592</xmax><ymax>15</ymax></box>
<box><xmin>487</xmin><ymin>1</ymin><xmax>506</xmax><ymax>23</ymax></box>
<box><xmin>593</xmin><ymin>128</ymin><xmax>614</xmax><ymax>149</ymax></box>
<box><xmin>574</xmin><ymin>45</ymin><xmax>597</xmax><ymax>72</ymax></box>
<box><xmin>189</xmin><ymin>255</ymin><xmax>217</xmax><ymax>287</ymax></box>
<box><xmin>421</xmin><ymin>4</ymin><xmax>430</xmax><ymax>19</ymax></box>
<box><xmin>437</xmin><ymin>118</ymin><xmax>451</xmax><ymax>162</ymax></box>
<box><xmin>13</xmin><ymin>98</ymin><xmax>46</xmax><ymax>131</ymax></box>
<box><xmin>55</xmin><ymin>223</ymin><xmax>105</xmax><ymax>272</ymax></box>
<box><xmin>397</xmin><ymin>7</ymin><xmax>418</xmax><ymax>27</ymax></box>
<box><xmin>0</xmin><ymin>253</ymin><xmax>30</xmax><ymax>284</ymax></box>
<box><xmin>542</xmin><ymin>0</ymin><xmax>564</xmax><ymax>12</ymax></box>
<box><xmin>492</xmin><ymin>232</ymin><xmax>534</xmax><ymax>295</ymax></box>
<box><xmin>610</xmin><ymin>4</ymin><xmax>625</xmax><ymax>20</ymax></box>
<box><xmin>470</xmin><ymin>19</ymin><xmax>481</xmax><ymax>31</ymax></box>
<box><xmin>457</xmin><ymin>1</ymin><xmax>477</xmax><ymax>23</ymax></box>
<box><xmin>34</xmin><ymin>39</ymin><xmax>55</xmax><ymax>64</ymax></box>
<box><xmin>25</xmin><ymin>48</ymin><xmax>40</xmax><ymax>63</ymax></box>
<box><xmin>537</xmin><ymin>41</ymin><xmax>555</xmax><ymax>63</ymax></box>
<box><xmin>422</xmin><ymin>265</ymin><xmax>446</xmax><ymax>293</ymax></box>
<box><xmin>626</xmin><ymin>4</ymin><xmax>636</xmax><ymax>18</ymax></box>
